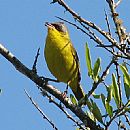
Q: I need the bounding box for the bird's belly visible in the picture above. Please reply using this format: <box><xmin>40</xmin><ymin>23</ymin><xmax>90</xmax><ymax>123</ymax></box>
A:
<box><xmin>45</xmin><ymin>42</ymin><xmax>76</xmax><ymax>83</ymax></box>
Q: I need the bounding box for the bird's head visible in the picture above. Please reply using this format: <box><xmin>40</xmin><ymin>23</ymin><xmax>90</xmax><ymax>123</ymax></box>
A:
<box><xmin>45</xmin><ymin>22</ymin><xmax>69</xmax><ymax>38</ymax></box>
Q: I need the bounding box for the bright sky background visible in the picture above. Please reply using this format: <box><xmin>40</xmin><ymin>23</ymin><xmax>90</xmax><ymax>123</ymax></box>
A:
<box><xmin>0</xmin><ymin>0</ymin><xmax>130</xmax><ymax>130</ymax></box>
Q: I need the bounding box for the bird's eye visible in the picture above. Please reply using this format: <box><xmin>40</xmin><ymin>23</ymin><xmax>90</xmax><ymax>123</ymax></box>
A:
<box><xmin>54</xmin><ymin>25</ymin><xmax>61</xmax><ymax>31</ymax></box>
<box><xmin>52</xmin><ymin>23</ymin><xmax>66</xmax><ymax>33</ymax></box>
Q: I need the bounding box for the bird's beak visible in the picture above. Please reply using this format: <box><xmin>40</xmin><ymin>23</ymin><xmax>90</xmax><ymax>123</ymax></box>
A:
<box><xmin>45</xmin><ymin>22</ymin><xmax>53</xmax><ymax>28</ymax></box>
<box><xmin>45</xmin><ymin>22</ymin><xmax>49</xmax><ymax>27</ymax></box>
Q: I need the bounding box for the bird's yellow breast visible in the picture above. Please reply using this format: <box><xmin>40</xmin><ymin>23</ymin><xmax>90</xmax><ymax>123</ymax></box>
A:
<box><xmin>44</xmin><ymin>28</ymin><xmax>77</xmax><ymax>83</ymax></box>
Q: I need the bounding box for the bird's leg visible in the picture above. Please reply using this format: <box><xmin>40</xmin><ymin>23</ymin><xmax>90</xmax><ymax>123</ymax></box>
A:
<box><xmin>65</xmin><ymin>83</ymin><xmax>69</xmax><ymax>95</ymax></box>
<box><xmin>61</xmin><ymin>82</ymin><xmax>69</xmax><ymax>99</ymax></box>
<box><xmin>39</xmin><ymin>76</ymin><xmax>59</xmax><ymax>97</ymax></box>
<box><xmin>39</xmin><ymin>76</ymin><xmax>59</xmax><ymax>84</ymax></box>
<box><xmin>44</xmin><ymin>77</ymin><xmax>59</xmax><ymax>83</ymax></box>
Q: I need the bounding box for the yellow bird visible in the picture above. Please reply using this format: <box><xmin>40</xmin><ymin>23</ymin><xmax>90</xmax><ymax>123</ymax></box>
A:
<box><xmin>44</xmin><ymin>22</ymin><xmax>85</xmax><ymax>100</ymax></box>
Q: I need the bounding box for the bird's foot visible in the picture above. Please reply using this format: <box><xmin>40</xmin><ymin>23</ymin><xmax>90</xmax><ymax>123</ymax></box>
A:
<box><xmin>39</xmin><ymin>76</ymin><xmax>59</xmax><ymax>83</ymax></box>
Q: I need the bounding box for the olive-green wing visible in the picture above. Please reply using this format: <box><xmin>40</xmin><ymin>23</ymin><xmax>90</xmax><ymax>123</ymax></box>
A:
<box><xmin>70</xmin><ymin>42</ymin><xmax>81</xmax><ymax>83</ymax></box>
<box><xmin>69</xmin><ymin>41</ymin><xmax>85</xmax><ymax>100</ymax></box>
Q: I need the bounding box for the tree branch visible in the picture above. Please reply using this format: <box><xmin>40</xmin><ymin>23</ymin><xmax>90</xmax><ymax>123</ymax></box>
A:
<box><xmin>0</xmin><ymin>43</ymin><xmax>103</xmax><ymax>130</ymax></box>
<box><xmin>24</xmin><ymin>89</ymin><xmax>58</xmax><ymax>130</ymax></box>
<box><xmin>45</xmin><ymin>93</ymin><xmax>86</xmax><ymax>130</ymax></box>
<box><xmin>106</xmin><ymin>0</ymin><xmax>122</xmax><ymax>42</ymax></box>
<box><xmin>53</xmin><ymin>0</ymin><xmax>130</xmax><ymax>59</ymax></box>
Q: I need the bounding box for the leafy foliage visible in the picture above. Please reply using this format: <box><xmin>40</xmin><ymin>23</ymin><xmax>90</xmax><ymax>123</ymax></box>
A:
<box><xmin>120</xmin><ymin>64</ymin><xmax>130</xmax><ymax>100</ymax></box>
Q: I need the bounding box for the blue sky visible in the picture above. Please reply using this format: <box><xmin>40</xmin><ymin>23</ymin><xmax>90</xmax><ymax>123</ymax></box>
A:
<box><xmin>0</xmin><ymin>0</ymin><xmax>130</xmax><ymax>130</ymax></box>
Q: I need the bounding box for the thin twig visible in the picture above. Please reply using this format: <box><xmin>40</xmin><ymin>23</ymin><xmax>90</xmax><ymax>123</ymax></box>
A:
<box><xmin>115</xmin><ymin>120</ymin><xmax>127</xmax><ymax>130</ymax></box>
<box><xmin>87</xmin><ymin>58</ymin><xmax>114</xmax><ymax>98</ymax></box>
<box><xmin>56</xmin><ymin>16</ymin><xmax>121</xmax><ymax>59</ymax></box>
<box><xmin>106</xmin><ymin>100</ymin><xmax>130</xmax><ymax>128</ymax></box>
<box><xmin>114</xmin><ymin>61</ymin><xmax>122</xmax><ymax>107</ymax></box>
<box><xmin>115</xmin><ymin>0</ymin><xmax>122</xmax><ymax>8</ymax></box>
<box><xmin>37</xmin><ymin>84</ymin><xmax>85</xmax><ymax>129</ymax></box>
<box><xmin>0</xmin><ymin>43</ymin><xmax>103</xmax><ymax>130</ymax></box>
<box><xmin>55</xmin><ymin>0</ymin><xmax>130</xmax><ymax>58</ymax></box>
<box><xmin>39</xmin><ymin>86</ymin><xmax>85</xmax><ymax>129</ymax></box>
<box><xmin>123</xmin><ymin>60</ymin><xmax>130</xmax><ymax>67</ymax></box>
<box><xmin>24</xmin><ymin>89</ymin><xmax>58</xmax><ymax>130</ymax></box>
<box><xmin>104</xmin><ymin>9</ymin><xmax>111</xmax><ymax>36</ymax></box>
<box><xmin>44</xmin><ymin>92</ymin><xmax>86</xmax><ymax>130</ymax></box>
<box><xmin>32</xmin><ymin>48</ymin><xmax>40</xmax><ymax>74</ymax></box>
<box><xmin>106</xmin><ymin>0</ymin><xmax>122</xmax><ymax>42</ymax></box>
<box><xmin>124</xmin><ymin>114</ymin><xmax>130</xmax><ymax>126</ymax></box>
<box><xmin>55</xmin><ymin>1</ymin><xmax>120</xmax><ymax>51</ymax></box>
<box><xmin>97</xmin><ymin>44</ymin><xmax>130</xmax><ymax>59</ymax></box>
<box><xmin>55</xmin><ymin>16</ymin><xmax>99</xmax><ymax>43</ymax></box>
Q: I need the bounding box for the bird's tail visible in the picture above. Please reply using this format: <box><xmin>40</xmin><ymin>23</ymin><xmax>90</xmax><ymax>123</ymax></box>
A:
<box><xmin>69</xmin><ymin>79</ymin><xmax>85</xmax><ymax>101</ymax></box>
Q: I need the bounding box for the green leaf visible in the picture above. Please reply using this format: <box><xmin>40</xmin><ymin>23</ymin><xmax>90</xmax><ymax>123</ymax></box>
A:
<box><xmin>93</xmin><ymin>58</ymin><xmax>101</xmax><ymax>82</ymax></box>
<box><xmin>85</xmin><ymin>43</ymin><xmax>93</xmax><ymax>77</ymax></box>
<box><xmin>101</xmin><ymin>93</ymin><xmax>106</xmax><ymax>107</ymax></box>
<box><xmin>122</xmin><ymin>62</ymin><xmax>128</xmax><ymax>71</ymax></box>
<box><xmin>78</xmin><ymin>94</ymin><xmax>87</xmax><ymax>106</ymax></box>
<box><xmin>101</xmin><ymin>93</ymin><xmax>113</xmax><ymax>118</ymax></box>
<box><xmin>120</xmin><ymin>64</ymin><xmax>130</xmax><ymax>100</ymax></box>
<box><xmin>127</xmin><ymin>100</ymin><xmax>130</xmax><ymax>106</ymax></box>
<box><xmin>90</xmin><ymin>99</ymin><xmax>103</xmax><ymax>124</ymax></box>
<box><xmin>124</xmin><ymin>80</ymin><xmax>130</xmax><ymax>100</ymax></box>
<box><xmin>120</xmin><ymin>65</ymin><xmax>130</xmax><ymax>87</ymax></box>
<box><xmin>86</xmin><ymin>111</ymin><xmax>96</xmax><ymax>122</ymax></box>
<box><xmin>85</xmin><ymin>98</ymin><xmax>92</xmax><ymax>111</ymax></box>
<box><xmin>112</xmin><ymin>74</ymin><xmax>120</xmax><ymax>107</ymax></box>
<box><xmin>70</xmin><ymin>94</ymin><xmax>77</xmax><ymax>105</ymax></box>
<box><xmin>106</xmin><ymin>85</ymin><xmax>113</xmax><ymax>102</ymax></box>
<box><xmin>101</xmin><ymin>94</ymin><xmax>113</xmax><ymax>118</ymax></box>
<box><xmin>101</xmin><ymin>93</ymin><xmax>113</xmax><ymax>117</ymax></box>
<box><xmin>105</xmin><ymin>101</ymin><xmax>113</xmax><ymax>118</ymax></box>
